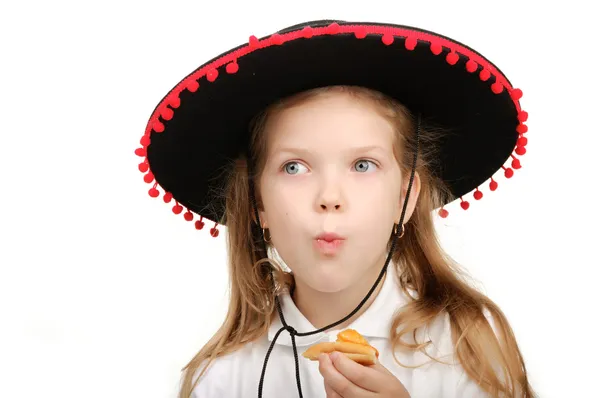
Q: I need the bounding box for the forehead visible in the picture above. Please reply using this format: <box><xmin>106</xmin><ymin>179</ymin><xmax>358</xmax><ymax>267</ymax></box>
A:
<box><xmin>263</xmin><ymin>91</ymin><xmax>396</xmax><ymax>152</ymax></box>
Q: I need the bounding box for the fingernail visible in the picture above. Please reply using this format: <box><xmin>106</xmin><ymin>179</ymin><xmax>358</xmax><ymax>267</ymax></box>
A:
<box><xmin>329</xmin><ymin>352</ymin><xmax>339</xmax><ymax>360</ymax></box>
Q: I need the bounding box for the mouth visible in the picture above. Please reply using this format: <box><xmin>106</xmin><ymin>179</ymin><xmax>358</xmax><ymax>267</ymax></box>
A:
<box><xmin>314</xmin><ymin>233</ymin><xmax>346</xmax><ymax>255</ymax></box>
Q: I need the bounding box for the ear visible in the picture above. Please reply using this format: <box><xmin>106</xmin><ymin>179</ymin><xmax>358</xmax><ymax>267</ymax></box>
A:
<box><xmin>395</xmin><ymin>171</ymin><xmax>421</xmax><ymax>224</ymax></box>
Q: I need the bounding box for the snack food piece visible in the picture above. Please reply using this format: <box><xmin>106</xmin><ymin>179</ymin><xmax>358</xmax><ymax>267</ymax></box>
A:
<box><xmin>302</xmin><ymin>329</ymin><xmax>379</xmax><ymax>366</ymax></box>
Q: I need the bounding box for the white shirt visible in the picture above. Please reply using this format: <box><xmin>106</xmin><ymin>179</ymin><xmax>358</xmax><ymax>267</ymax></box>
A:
<box><xmin>192</xmin><ymin>264</ymin><xmax>490</xmax><ymax>397</ymax></box>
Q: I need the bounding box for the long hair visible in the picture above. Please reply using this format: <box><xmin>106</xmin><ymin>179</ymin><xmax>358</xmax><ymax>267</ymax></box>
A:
<box><xmin>178</xmin><ymin>86</ymin><xmax>535</xmax><ymax>397</ymax></box>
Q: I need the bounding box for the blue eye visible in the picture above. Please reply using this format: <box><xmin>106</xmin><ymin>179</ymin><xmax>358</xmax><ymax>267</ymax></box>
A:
<box><xmin>284</xmin><ymin>162</ymin><xmax>308</xmax><ymax>175</ymax></box>
<box><xmin>354</xmin><ymin>159</ymin><xmax>376</xmax><ymax>172</ymax></box>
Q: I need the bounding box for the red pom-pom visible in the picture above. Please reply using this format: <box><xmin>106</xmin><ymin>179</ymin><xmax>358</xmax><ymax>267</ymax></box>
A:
<box><xmin>135</xmin><ymin>147</ymin><xmax>146</xmax><ymax>157</ymax></box>
<box><xmin>327</xmin><ymin>23</ymin><xmax>340</xmax><ymax>34</ymax></box>
<box><xmin>430</xmin><ymin>42</ymin><xmax>443</xmax><ymax>55</ymax></box>
<box><xmin>186</xmin><ymin>79</ymin><xmax>199</xmax><ymax>92</ymax></box>
<box><xmin>140</xmin><ymin>135</ymin><xmax>151</xmax><ymax>147</ymax></box>
<box><xmin>405</xmin><ymin>37</ymin><xmax>417</xmax><ymax>50</ymax></box>
<box><xmin>479</xmin><ymin>69</ymin><xmax>491</xmax><ymax>81</ymax></box>
<box><xmin>143</xmin><ymin>172</ymin><xmax>154</xmax><ymax>183</ymax></box>
<box><xmin>249</xmin><ymin>35</ymin><xmax>260</xmax><ymax>48</ymax></box>
<box><xmin>489</xmin><ymin>179</ymin><xmax>498</xmax><ymax>191</ymax></box>
<box><xmin>460</xmin><ymin>200</ymin><xmax>470</xmax><ymax>210</ymax></box>
<box><xmin>163</xmin><ymin>192</ymin><xmax>173</xmax><ymax>203</ymax></box>
<box><xmin>172</xmin><ymin>204</ymin><xmax>183</xmax><ymax>215</ymax></box>
<box><xmin>271</xmin><ymin>34</ymin><xmax>284</xmax><ymax>45</ymax></box>
<box><xmin>515</xmin><ymin>146</ymin><xmax>526</xmax><ymax>156</ymax></box>
<box><xmin>466</xmin><ymin>60</ymin><xmax>478</xmax><ymax>73</ymax></box>
<box><xmin>207</xmin><ymin>69</ymin><xmax>218</xmax><ymax>82</ymax></box>
<box><xmin>195</xmin><ymin>220</ymin><xmax>205</xmax><ymax>230</ymax></box>
<box><xmin>518</xmin><ymin>136</ymin><xmax>528</xmax><ymax>147</ymax></box>
<box><xmin>148</xmin><ymin>187</ymin><xmax>159</xmax><ymax>198</ymax></box>
<box><xmin>354</xmin><ymin>26</ymin><xmax>367</xmax><ymax>39</ymax></box>
<box><xmin>138</xmin><ymin>162</ymin><xmax>149</xmax><ymax>173</ymax></box>
<box><xmin>382</xmin><ymin>34</ymin><xmax>394</xmax><ymax>45</ymax></box>
<box><xmin>210</xmin><ymin>226</ymin><xmax>219</xmax><ymax>237</ymax></box>
<box><xmin>511</xmin><ymin>158</ymin><xmax>522</xmax><ymax>169</ymax></box>
<box><xmin>518</xmin><ymin>111</ymin><xmax>529</xmax><ymax>122</ymax></box>
<box><xmin>184</xmin><ymin>211</ymin><xmax>194</xmax><ymax>221</ymax></box>
<box><xmin>226</xmin><ymin>62</ymin><xmax>239</xmax><ymax>74</ymax></box>
<box><xmin>516</xmin><ymin>124</ymin><xmax>528</xmax><ymax>134</ymax></box>
<box><xmin>153</xmin><ymin>120</ymin><xmax>164</xmax><ymax>133</ymax></box>
<box><xmin>446</xmin><ymin>52</ymin><xmax>459</xmax><ymax>65</ymax></box>
<box><xmin>511</xmin><ymin>88</ymin><xmax>523</xmax><ymax>100</ymax></box>
<box><xmin>491</xmin><ymin>82</ymin><xmax>504</xmax><ymax>94</ymax></box>
<box><xmin>161</xmin><ymin>107</ymin><xmax>174</xmax><ymax>121</ymax></box>
<box><xmin>438</xmin><ymin>208</ymin><xmax>449</xmax><ymax>218</ymax></box>
<box><xmin>474</xmin><ymin>189</ymin><xmax>483</xmax><ymax>200</ymax></box>
<box><xmin>302</xmin><ymin>26</ymin><xmax>313</xmax><ymax>38</ymax></box>
<box><xmin>167</xmin><ymin>94</ymin><xmax>181</xmax><ymax>109</ymax></box>
<box><xmin>503</xmin><ymin>167</ymin><xmax>514</xmax><ymax>178</ymax></box>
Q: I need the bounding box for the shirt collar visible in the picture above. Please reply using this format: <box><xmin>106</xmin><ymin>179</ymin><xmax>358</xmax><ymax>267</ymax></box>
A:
<box><xmin>267</xmin><ymin>263</ymin><xmax>411</xmax><ymax>347</ymax></box>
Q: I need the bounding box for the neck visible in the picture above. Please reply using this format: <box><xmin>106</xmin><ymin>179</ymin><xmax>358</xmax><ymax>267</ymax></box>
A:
<box><xmin>291</xmin><ymin>254</ymin><xmax>389</xmax><ymax>331</ymax></box>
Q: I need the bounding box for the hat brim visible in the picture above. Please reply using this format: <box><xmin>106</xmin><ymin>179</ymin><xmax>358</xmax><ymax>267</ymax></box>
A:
<box><xmin>138</xmin><ymin>20</ymin><xmax>527</xmax><ymax>228</ymax></box>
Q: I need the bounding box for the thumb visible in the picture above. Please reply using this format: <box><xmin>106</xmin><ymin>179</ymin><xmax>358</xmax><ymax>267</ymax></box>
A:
<box><xmin>369</xmin><ymin>358</ymin><xmax>394</xmax><ymax>376</ymax></box>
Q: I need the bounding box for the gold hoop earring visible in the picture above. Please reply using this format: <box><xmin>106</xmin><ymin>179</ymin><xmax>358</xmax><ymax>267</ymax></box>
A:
<box><xmin>262</xmin><ymin>228</ymin><xmax>271</xmax><ymax>243</ymax></box>
<box><xmin>393</xmin><ymin>223</ymin><xmax>405</xmax><ymax>238</ymax></box>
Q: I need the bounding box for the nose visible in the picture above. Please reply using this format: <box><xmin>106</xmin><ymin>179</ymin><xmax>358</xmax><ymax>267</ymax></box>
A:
<box><xmin>316</xmin><ymin>177</ymin><xmax>344</xmax><ymax>212</ymax></box>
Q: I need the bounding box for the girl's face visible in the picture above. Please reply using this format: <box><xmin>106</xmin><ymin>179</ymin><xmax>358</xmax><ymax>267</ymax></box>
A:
<box><xmin>259</xmin><ymin>91</ymin><xmax>418</xmax><ymax>293</ymax></box>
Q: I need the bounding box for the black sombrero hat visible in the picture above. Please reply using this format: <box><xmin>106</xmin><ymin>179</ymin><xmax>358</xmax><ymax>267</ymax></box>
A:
<box><xmin>136</xmin><ymin>19</ymin><xmax>528</xmax><ymax>236</ymax></box>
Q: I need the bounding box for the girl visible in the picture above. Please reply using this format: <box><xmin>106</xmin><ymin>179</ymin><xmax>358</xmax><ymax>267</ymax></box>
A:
<box><xmin>136</xmin><ymin>20</ymin><xmax>534</xmax><ymax>397</ymax></box>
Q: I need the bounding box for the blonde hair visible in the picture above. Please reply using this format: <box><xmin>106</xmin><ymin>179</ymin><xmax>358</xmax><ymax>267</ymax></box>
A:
<box><xmin>178</xmin><ymin>86</ymin><xmax>536</xmax><ymax>397</ymax></box>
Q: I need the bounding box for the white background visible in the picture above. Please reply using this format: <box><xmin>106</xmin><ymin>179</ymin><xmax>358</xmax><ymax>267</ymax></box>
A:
<box><xmin>1</xmin><ymin>0</ymin><xmax>598</xmax><ymax>397</ymax></box>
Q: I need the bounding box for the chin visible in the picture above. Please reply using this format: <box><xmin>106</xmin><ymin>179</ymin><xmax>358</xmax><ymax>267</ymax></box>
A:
<box><xmin>303</xmin><ymin>264</ymin><xmax>354</xmax><ymax>293</ymax></box>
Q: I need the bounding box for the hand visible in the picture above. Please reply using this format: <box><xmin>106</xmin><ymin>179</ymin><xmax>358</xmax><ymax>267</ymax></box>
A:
<box><xmin>318</xmin><ymin>352</ymin><xmax>411</xmax><ymax>398</ymax></box>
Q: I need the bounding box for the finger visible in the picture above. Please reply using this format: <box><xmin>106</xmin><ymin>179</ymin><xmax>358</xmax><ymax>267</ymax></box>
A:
<box><xmin>329</xmin><ymin>352</ymin><xmax>383</xmax><ymax>392</ymax></box>
<box><xmin>318</xmin><ymin>353</ymin><xmax>366</xmax><ymax>397</ymax></box>
<box><xmin>324</xmin><ymin>382</ymin><xmax>343</xmax><ymax>398</ymax></box>
<box><xmin>368</xmin><ymin>360</ymin><xmax>394</xmax><ymax>376</ymax></box>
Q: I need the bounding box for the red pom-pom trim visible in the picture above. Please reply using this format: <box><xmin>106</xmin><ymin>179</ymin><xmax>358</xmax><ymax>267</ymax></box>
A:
<box><xmin>518</xmin><ymin>136</ymin><xmax>528</xmax><ymax>147</ymax></box>
<box><xmin>479</xmin><ymin>69</ymin><xmax>491</xmax><ymax>81</ymax></box>
<box><xmin>195</xmin><ymin>217</ymin><xmax>205</xmax><ymax>230</ymax></box>
<box><xmin>511</xmin><ymin>88</ymin><xmax>523</xmax><ymax>100</ymax></box>
<box><xmin>153</xmin><ymin>120</ymin><xmax>164</xmax><ymax>133</ymax></box>
<box><xmin>515</xmin><ymin>146</ymin><xmax>527</xmax><ymax>156</ymax></box>
<box><xmin>207</xmin><ymin>69</ymin><xmax>219</xmax><ymax>82</ymax></box>
<box><xmin>271</xmin><ymin>34</ymin><xmax>284</xmax><ymax>45</ymax></box>
<box><xmin>466</xmin><ymin>59</ymin><xmax>478</xmax><ymax>73</ymax></box>
<box><xmin>143</xmin><ymin>172</ymin><xmax>154</xmax><ymax>184</ymax></box>
<box><xmin>438</xmin><ymin>208</ymin><xmax>449</xmax><ymax>218</ymax></box>
<box><xmin>167</xmin><ymin>94</ymin><xmax>180</xmax><ymax>109</ymax></box>
<box><xmin>135</xmin><ymin>148</ymin><xmax>146</xmax><ymax>157</ymax></box>
<box><xmin>473</xmin><ymin>189</ymin><xmax>483</xmax><ymax>200</ymax></box>
<box><xmin>491</xmin><ymin>82</ymin><xmax>504</xmax><ymax>94</ymax></box>
<box><xmin>518</xmin><ymin>111</ymin><xmax>529</xmax><ymax>122</ymax></box>
<box><xmin>226</xmin><ymin>62</ymin><xmax>239</xmax><ymax>74</ymax></box>
<box><xmin>382</xmin><ymin>34</ymin><xmax>394</xmax><ymax>45</ymax></box>
<box><xmin>446</xmin><ymin>52</ymin><xmax>459</xmax><ymax>65</ymax></box>
<box><xmin>210</xmin><ymin>224</ymin><xmax>219</xmax><ymax>237</ymax></box>
<box><xmin>186</xmin><ymin>79</ymin><xmax>199</xmax><ymax>93</ymax></box>
<box><xmin>511</xmin><ymin>155</ymin><xmax>522</xmax><ymax>169</ymax></box>
<box><xmin>249</xmin><ymin>35</ymin><xmax>260</xmax><ymax>48</ymax></box>
<box><xmin>430</xmin><ymin>42</ymin><xmax>442</xmax><ymax>55</ymax></box>
<box><xmin>489</xmin><ymin>178</ymin><xmax>498</xmax><ymax>191</ymax></box>
<box><xmin>460</xmin><ymin>198</ymin><xmax>470</xmax><ymax>210</ymax></box>
<box><xmin>354</xmin><ymin>26</ymin><xmax>367</xmax><ymax>39</ymax></box>
<box><xmin>327</xmin><ymin>23</ymin><xmax>340</xmax><ymax>35</ymax></box>
<box><xmin>161</xmin><ymin>107</ymin><xmax>174</xmax><ymax>121</ymax></box>
<box><xmin>138</xmin><ymin>162</ymin><xmax>149</xmax><ymax>173</ymax></box>
<box><xmin>184</xmin><ymin>210</ymin><xmax>194</xmax><ymax>221</ymax></box>
<box><xmin>172</xmin><ymin>203</ymin><xmax>183</xmax><ymax>215</ymax></box>
<box><xmin>148</xmin><ymin>185</ymin><xmax>159</xmax><ymax>198</ymax></box>
<box><xmin>503</xmin><ymin>166</ymin><xmax>514</xmax><ymax>178</ymax></box>
<box><xmin>405</xmin><ymin>37</ymin><xmax>417</xmax><ymax>50</ymax></box>
<box><xmin>140</xmin><ymin>135</ymin><xmax>151</xmax><ymax>147</ymax></box>
<box><xmin>163</xmin><ymin>192</ymin><xmax>173</xmax><ymax>203</ymax></box>
<box><xmin>516</xmin><ymin>124</ymin><xmax>528</xmax><ymax>134</ymax></box>
<box><xmin>302</xmin><ymin>26</ymin><xmax>314</xmax><ymax>38</ymax></box>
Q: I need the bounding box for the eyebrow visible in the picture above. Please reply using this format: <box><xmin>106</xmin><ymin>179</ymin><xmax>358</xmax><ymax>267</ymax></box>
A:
<box><xmin>271</xmin><ymin>145</ymin><xmax>389</xmax><ymax>157</ymax></box>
